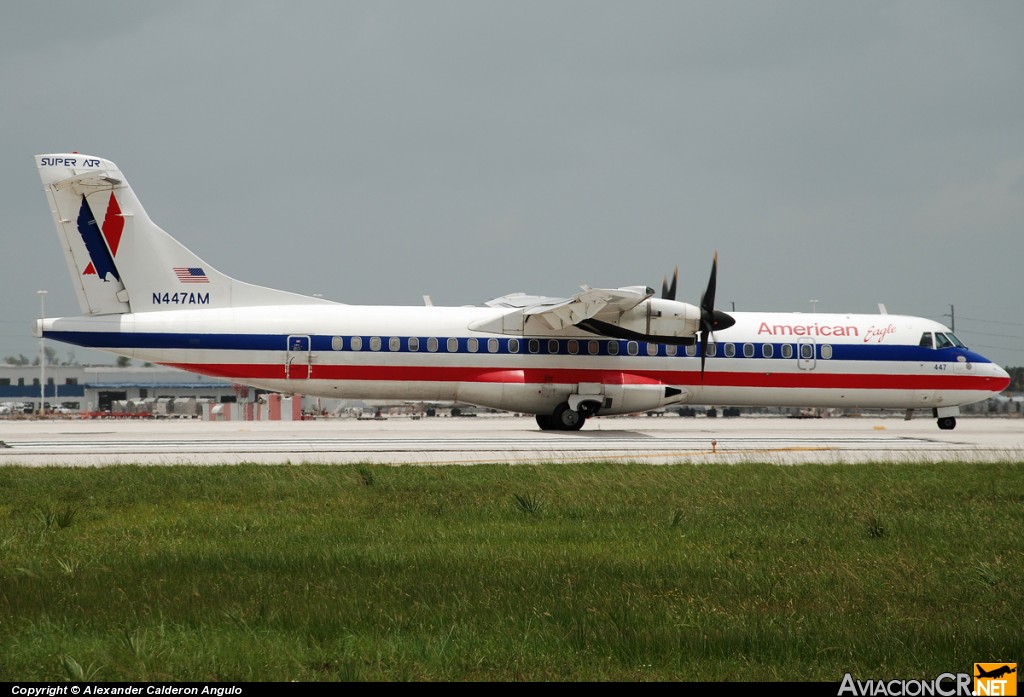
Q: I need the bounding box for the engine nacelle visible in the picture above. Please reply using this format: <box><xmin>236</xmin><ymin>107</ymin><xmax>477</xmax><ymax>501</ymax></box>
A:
<box><xmin>580</xmin><ymin>298</ymin><xmax>701</xmax><ymax>344</ymax></box>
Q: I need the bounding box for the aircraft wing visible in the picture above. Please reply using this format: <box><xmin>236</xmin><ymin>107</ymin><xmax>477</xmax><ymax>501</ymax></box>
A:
<box><xmin>486</xmin><ymin>286</ymin><xmax>654</xmax><ymax>331</ymax></box>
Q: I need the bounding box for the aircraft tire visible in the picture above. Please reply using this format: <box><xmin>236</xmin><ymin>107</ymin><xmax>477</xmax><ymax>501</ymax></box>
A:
<box><xmin>937</xmin><ymin>416</ymin><xmax>957</xmax><ymax>430</ymax></box>
<box><xmin>536</xmin><ymin>414</ymin><xmax>558</xmax><ymax>430</ymax></box>
<box><xmin>554</xmin><ymin>402</ymin><xmax>586</xmax><ymax>431</ymax></box>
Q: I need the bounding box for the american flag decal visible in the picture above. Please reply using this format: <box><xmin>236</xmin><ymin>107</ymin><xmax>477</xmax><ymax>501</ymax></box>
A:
<box><xmin>174</xmin><ymin>267</ymin><xmax>209</xmax><ymax>283</ymax></box>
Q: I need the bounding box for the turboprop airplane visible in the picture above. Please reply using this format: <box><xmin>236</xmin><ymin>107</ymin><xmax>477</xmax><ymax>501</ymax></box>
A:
<box><xmin>32</xmin><ymin>153</ymin><xmax>1010</xmax><ymax>431</ymax></box>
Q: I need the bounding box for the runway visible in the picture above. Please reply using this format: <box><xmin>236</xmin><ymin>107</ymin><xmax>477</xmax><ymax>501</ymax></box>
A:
<box><xmin>1</xmin><ymin>414</ymin><xmax>1022</xmax><ymax>466</ymax></box>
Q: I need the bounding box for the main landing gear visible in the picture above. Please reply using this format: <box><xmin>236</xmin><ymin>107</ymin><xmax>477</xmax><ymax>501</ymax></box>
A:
<box><xmin>536</xmin><ymin>401</ymin><xmax>599</xmax><ymax>431</ymax></box>
<box><xmin>937</xmin><ymin>416</ymin><xmax>957</xmax><ymax>430</ymax></box>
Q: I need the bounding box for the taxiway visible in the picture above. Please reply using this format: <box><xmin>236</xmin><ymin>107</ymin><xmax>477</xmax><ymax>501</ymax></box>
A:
<box><xmin>1</xmin><ymin>414</ymin><xmax>1022</xmax><ymax>466</ymax></box>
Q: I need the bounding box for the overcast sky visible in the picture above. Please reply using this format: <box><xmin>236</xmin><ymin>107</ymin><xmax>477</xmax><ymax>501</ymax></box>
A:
<box><xmin>2</xmin><ymin>1</ymin><xmax>1022</xmax><ymax>368</ymax></box>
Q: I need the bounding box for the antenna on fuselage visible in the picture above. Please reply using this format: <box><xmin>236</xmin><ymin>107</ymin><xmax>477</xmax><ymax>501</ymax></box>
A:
<box><xmin>878</xmin><ymin>303</ymin><xmax>888</xmax><ymax>315</ymax></box>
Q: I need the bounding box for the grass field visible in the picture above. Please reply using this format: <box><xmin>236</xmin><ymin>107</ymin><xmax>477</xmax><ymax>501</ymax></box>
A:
<box><xmin>0</xmin><ymin>462</ymin><xmax>1021</xmax><ymax>681</ymax></box>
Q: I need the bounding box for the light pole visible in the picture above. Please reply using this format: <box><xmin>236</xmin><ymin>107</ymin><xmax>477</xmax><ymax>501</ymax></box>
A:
<box><xmin>37</xmin><ymin>290</ymin><xmax>47</xmax><ymax>416</ymax></box>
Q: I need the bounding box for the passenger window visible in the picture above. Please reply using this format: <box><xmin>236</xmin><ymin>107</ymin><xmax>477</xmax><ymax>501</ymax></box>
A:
<box><xmin>919</xmin><ymin>332</ymin><xmax>934</xmax><ymax>348</ymax></box>
<box><xmin>666</xmin><ymin>345</ymin><xmax>677</xmax><ymax>357</ymax></box>
<box><xmin>409</xmin><ymin>337</ymin><xmax>420</xmax><ymax>352</ymax></box>
<box><xmin>588</xmin><ymin>340</ymin><xmax>600</xmax><ymax>355</ymax></box>
<box><xmin>487</xmin><ymin>338</ymin><xmax>499</xmax><ymax>353</ymax></box>
<box><xmin>467</xmin><ymin>338</ymin><xmax>479</xmax><ymax>353</ymax></box>
<box><xmin>685</xmin><ymin>344</ymin><xmax>697</xmax><ymax>357</ymax></box>
<box><xmin>548</xmin><ymin>339</ymin><xmax>559</xmax><ymax>354</ymax></box>
<box><xmin>706</xmin><ymin>343</ymin><xmax>716</xmax><ymax>357</ymax></box>
<box><xmin>647</xmin><ymin>342</ymin><xmax>659</xmax><ymax>356</ymax></box>
<box><xmin>331</xmin><ymin>336</ymin><xmax>343</xmax><ymax>351</ymax></box>
<box><xmin>608</xmin><ymin>341</ymin><xmax>619</xmax><ymax>356</ymax></box>
<box><xmin>528</xmin><ymin>339</ymin><xmax>540</xmax><ymax>354</ymax></box>
<box><xmin>389</xmin><ymin>337</ymin><xmax>400</xmax><ymax>352</ymax></box>
<box><xmin>781</xmin><ymin>344</ymin><xmax>793</xmax><ymax>359</ymax></box>
<box><xmin>762</xmin><ymin>344</ymin><xmax>773</xmax><ymax>358</ymax></box>
<box><xmin>743</xmin><ymin>343</ymin><xmax>754</xmax><ymax>358</ymax></box>
<box><xmin>447</xmin><ymin>337</ymin><xmax>459</xmax><ymax>352</ymax></box>
<box><xmin>627</xmin><ymin>341</ymin><xmax>638</xmax><ymax>356</ymax></box>
<box><xmin>427</xmin><ymin>337</ymin><xmax>438</xmax><ymax>352</ymax></box>
<box><xmin>800</xmin><ymin>343</ymin><xmax>813</xmax><ymax>359</ymax></box>
<box><xmin>724</xmin><ymin>343</ymin><xmax>736</xmax><ymax>358</ymax></box>
<box><xmin>351</xmin><ymin>336</ymin><xmax>363</xmax><ymax>351</ymax></box>
<box><xmin>369</xmin><ymin>337</ymin><xmax>382</xmax><ymax>351</ymax></box>
<box><xmin>821</xmin><ymin>345</ymin><xmax>833</xmax><ymax>359</ymax></box>
<box><xmin>508</xmin><ymin>339</ymin><xmax>520</xmax><ymax>354</ymax></box>
<box><xmin>567</xmin><ymin>340</ymin><xmax>579</xmax><ymax>355</ymax></box>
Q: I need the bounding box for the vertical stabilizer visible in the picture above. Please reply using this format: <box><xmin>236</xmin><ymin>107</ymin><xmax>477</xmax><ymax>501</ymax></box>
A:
<box><xmin>36</xmin><ymin>154</ymin><xmax>331</xmax><ymax>315</ymax></box>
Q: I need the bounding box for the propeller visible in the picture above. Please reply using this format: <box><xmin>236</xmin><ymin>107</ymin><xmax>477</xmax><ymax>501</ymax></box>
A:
<box><xmin>698</xmin><ymin>252</ymin><xmax>736</xmax><ymax>380</ymax></box>
<box><xmin>661</xmin><ymin>267</ymin><xmax>678</xmax><ymax>301</ymax></box>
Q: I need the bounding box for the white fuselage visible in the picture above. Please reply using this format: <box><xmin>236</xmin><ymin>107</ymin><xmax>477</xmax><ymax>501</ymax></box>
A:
<box><xmin>41</xmin><ymin>305</ymin><xmax>1010</xmax><ymax>416</ymax></box>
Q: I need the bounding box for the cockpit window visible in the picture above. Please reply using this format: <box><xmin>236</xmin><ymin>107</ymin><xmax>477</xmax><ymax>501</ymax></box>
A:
<box><xmin>919</xmin><ymin>332</ymin><xmax>933</xmax><ymax>348</ymax></box>
<box><xmin>945</xmin><ymin>333</ymin><xmax>966</xmax><ymax>348</ymax></box>
<box><xmin>935</xmin><ymin>333</ymin><xmax>954</xmax><ymax>349</ymax></box>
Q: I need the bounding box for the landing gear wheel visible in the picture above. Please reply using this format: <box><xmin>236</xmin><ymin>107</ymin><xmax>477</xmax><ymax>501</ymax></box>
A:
<box><xmin>536</xmin><ymin>414</ymin><xmax>558</xmax><ymax>431</ymax></box>
<box><xmin>937</xmin><ymin>416</ymin><xmax>957</xmax><ymax>430</ymax></box>
<box><xmin>554</xmin><ymin>402</ymin><xmax>585</xmax><ymax>431</ymax></box>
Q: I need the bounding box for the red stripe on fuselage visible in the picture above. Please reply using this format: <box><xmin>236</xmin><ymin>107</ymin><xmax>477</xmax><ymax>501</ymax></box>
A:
<box><xmin>163</xmin><ymin>363</ymin><xmax>1007</xmax><ymax>392</ymax></box>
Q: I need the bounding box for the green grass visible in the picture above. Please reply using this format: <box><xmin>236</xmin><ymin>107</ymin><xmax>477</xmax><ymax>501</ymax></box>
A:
<box><xmin>0</xmin><ymin>462</ymin><xmax>1021</xmax><ymax>681</ymax></box>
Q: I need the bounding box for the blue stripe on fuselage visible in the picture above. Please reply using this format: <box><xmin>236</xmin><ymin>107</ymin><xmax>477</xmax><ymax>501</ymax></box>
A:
<box><xmin>43</xmin><ymin>330</ymin><xmax>994</xmax><ymax>364</ymax></box>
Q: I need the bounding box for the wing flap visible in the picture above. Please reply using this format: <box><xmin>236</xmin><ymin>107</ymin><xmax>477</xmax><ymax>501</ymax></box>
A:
<box><xmin>525</xmin><ymin>286</ymin><xmax>653</xmax><ymax>330</ymax></box>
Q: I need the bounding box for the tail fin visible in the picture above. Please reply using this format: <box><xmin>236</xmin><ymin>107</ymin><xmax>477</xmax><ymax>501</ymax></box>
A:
<box><xmin>36</xmin><ymin>154</ymin><xmax>330</xmax><ymax>315</ymax></box>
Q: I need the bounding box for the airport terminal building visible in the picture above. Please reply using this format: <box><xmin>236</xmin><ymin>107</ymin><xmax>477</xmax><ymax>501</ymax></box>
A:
<box><xmin>0</xmin><ymin>364</ymin><xmax>238</xmax><ymax>415</ymax></box>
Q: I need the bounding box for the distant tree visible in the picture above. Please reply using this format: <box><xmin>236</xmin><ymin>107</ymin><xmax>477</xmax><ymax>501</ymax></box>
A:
<box><xmin>116</xmin><ymin>356</ymin><xmax>132</xmax><ymax>368</ymax></box>
<box><xmin>1006</xmin><ymin>366</ymin><xmax>1024</xmax><ymax>393</ymax></box>
<box><xmin>43</xmin><ymin>346</ymin><xmax>59</xmax><ymax>365</ymax></box>
<box><xmin>3</xmin><ymin>354</ymin><xmax>30</xmax><ymax>366</ymax></box>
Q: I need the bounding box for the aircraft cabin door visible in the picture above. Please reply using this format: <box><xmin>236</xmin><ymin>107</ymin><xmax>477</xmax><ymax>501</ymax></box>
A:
<box><xmin>286</xmin><ymin>335</ymin><xmax>312</xmax><ymax>380</ymax></box>
<box><xmin>797</xmin><ymin>338</ymin><xmax>816</xmax><ymax>371</ymax></box>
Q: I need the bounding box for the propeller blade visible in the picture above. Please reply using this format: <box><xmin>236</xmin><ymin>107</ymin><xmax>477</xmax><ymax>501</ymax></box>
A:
<box><xmin>700</xmin><ymin>253</ymin><xmax>718</xmax><ymax>330</ymax></box>
<box><xmin>661</xmin><ymin>267</ymin><xmax>678</xmax><ymax>301</ymax></box>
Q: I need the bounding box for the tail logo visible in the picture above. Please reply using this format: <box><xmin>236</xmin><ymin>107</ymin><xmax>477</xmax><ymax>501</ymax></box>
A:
<box><xmin>76</xmin><ymin>193</ymin><xmax>123</xmax><ymax>282</ymax></box>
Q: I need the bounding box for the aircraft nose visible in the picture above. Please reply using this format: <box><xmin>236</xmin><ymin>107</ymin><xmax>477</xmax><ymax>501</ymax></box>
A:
<box><xmin>992</xmin><ymin>362</ymin><xmax>1011</xmax><ymax>390</ymax></box>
